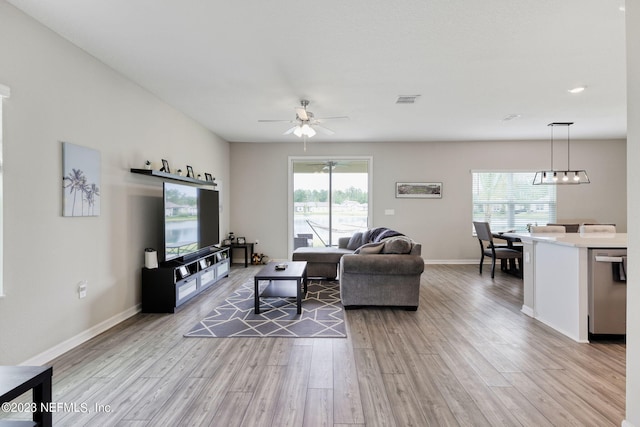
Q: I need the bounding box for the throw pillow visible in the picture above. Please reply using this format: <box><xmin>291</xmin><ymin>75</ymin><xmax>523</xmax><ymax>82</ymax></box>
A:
<box><xmin>382</xmin><ymin>236</ymin><xmax>413</xmax><ymax>254</ymax></box>
<box><xmin>346</xmin><ymin>232</ymin><xmax>364</xmax><ymax>250</ymax></box>
<box><xmin>354</xmin><ymin>242</ymin><xmax>385</xmax><ymax>254</ymax></box>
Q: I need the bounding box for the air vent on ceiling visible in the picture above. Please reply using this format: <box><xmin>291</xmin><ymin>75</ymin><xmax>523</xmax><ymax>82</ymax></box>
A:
<box><xmin>396</xmin><ymin>95</ymin><xmax>421</xmax><ymax>104</ymax></box>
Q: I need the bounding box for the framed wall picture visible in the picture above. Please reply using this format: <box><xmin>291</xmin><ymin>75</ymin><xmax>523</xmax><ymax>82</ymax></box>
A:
<box><xmin>62</xmin><ymin>142</ymin><xmax>101</xmax><ymax>217</ymax></box>
<box><xmin>236</xmin><ymin>237</ymin><xmax>246</xmax><ymax>244</ymax></box>
<box><xmin>396</xmin><ymin>182</ymin><xmax>442</xmax><ymax>199</ymax></box>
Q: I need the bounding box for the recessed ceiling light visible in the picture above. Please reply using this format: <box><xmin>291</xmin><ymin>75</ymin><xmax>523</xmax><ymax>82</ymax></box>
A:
<box><xmin>502</xmin><ymin>113</ymin><xmax>522</xmax><ymax>121</ymax></box>
<box><xmin>568</xmin><ymin>86</ymin><xmax>586</xmax><ymax>94</ymax></box>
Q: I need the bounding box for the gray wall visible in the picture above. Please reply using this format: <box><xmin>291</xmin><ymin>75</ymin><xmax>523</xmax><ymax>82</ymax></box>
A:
<box><xmin>230</xmin><ymin>138</ymin><xmax>626</xmax><ymax>262</ymax></box>
<box><xmin>0</xmin><ymin>2</ymin><xmax>230</xmax><ymax>364</ymax></box>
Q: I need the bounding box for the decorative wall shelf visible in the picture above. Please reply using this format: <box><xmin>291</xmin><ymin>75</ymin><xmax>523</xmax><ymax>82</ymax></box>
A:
<box><xmin>130</xmin><ymin>168</ymin><xmax>216</xmax><ymax>187</ymax></box>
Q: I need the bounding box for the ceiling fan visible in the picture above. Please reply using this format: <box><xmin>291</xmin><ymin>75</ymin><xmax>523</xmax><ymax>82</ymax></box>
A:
<box><xmin>258</xmin><ymin>100</ymin><xmax>348</xmax><ymax>150</ymax></box>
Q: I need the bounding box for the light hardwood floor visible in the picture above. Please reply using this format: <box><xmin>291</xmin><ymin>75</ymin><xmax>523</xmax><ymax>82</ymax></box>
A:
<box><xmin>4</xmin><ymin>265</ymin><xmax>626</xmax><ymax>426</ymax></box>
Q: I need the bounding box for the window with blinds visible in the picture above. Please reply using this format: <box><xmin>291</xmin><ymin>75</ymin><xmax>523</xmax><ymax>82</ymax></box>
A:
<box><xmin>472</xmin><ymin>171</ymin><xmax>556</xmax><ymax>232</ymax></box>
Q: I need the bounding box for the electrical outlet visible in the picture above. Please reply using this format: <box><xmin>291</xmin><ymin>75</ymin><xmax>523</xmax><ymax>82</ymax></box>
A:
<box><xmin>78</xmin><ymin>280</ymin><xmax>87</xmax><ymax>299</ymax></box>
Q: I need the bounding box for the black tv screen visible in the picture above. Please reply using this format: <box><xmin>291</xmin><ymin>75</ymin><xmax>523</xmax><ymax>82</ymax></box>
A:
<box><xmin>162</xmin><ymin>182</ymin><xmax>219</xmax><ymax>262</ymax></box>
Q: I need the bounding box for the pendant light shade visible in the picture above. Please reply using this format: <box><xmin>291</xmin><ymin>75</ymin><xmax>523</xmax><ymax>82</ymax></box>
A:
<box><xmin>532</xmin><ymin>122</ymin><xmax>590</xmax><ymax>185</ymax></box>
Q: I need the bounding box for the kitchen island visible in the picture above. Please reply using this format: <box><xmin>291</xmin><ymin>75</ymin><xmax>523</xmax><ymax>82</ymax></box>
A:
<box><xmin>503</xmin><ymin>232</ymin><xmax>627</xmax><ymax>342</ymax></box>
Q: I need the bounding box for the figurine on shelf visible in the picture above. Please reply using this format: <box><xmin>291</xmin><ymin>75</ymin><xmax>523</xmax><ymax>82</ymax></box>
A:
<box><xmin>177</xmin><ymin>169</ymin><xmax>183</xmax><ymax>176</ymax></box>
<box><xmin>228</xmin><ymin>232</ymin><xmax>235</xmax><ymax>242</ymax></box>
<box><xmin>144</xmin><ymin>160</ymin><xmax>151</xmax><ymax>170</ymax></box>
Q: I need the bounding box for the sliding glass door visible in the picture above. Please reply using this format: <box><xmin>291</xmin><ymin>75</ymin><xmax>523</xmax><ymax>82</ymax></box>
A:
<box><xmin>291</xmin><ymin>158</ymin><xmax>371</xmax><ymax>249</ymax></box>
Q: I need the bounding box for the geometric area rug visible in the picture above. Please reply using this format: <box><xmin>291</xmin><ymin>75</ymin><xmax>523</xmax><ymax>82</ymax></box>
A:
<box><xmin>184</xmin><ymin>280</ymin><xmax>346</xmax><ymax>338</ymax></box>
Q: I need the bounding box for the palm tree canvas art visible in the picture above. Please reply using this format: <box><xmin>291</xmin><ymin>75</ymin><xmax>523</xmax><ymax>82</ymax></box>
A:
<box><xmin>62</xmin><ymin>142</ymin><xmax>101</xmax><ymax>217</ymax></box>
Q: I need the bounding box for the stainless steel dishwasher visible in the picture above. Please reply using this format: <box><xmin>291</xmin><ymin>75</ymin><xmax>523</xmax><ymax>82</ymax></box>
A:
<box><xmin>588</xmin><ymin>249</ymin><xmax>627</xmax><ymax>336</ymax></box>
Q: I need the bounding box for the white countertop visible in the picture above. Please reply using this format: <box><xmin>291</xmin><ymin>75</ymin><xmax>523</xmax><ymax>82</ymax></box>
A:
<box><xmin>503</xmin><ymin>232</ymin><xmax>627</xmax><ymax>248</ymax></box>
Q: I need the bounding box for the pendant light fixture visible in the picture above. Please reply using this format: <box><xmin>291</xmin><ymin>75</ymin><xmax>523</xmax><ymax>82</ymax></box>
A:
<box><xmin>532</xmin><ymin>122</ymin><xmax>590</xmax><ymax>185</ymax></box>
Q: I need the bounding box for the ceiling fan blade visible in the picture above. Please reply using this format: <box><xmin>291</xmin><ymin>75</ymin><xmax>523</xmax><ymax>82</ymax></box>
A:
<box><xmin>283</xmin><ymin>126</ymin><xmax>298</xmax><ymax>135</ymax></box>
<box><xmin>258</xmin><ymin>119</ymin><xmax>295</xmax><ymax>123</ymax></box>
<box><xmin>314</xmin><ymin>116</ymin><xmax>349</xmax><ymax>121</ymax></box>
<box><xmin>313</xmin><ymin>124</ymin><xmax>335</xmax><ymax>135</ymax></box>
<box><xmin>295</xmin><ymin>107</ymin><xmax>309</xmax><ymax>121</ymax></box>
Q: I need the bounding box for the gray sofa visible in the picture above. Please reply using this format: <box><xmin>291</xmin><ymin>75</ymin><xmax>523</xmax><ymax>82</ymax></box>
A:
<box><xmin>292</xmin><ymin>228</ymin><xmax>425</xmax><ymax>309</ymax></box>
<box><xmin>339</xmin><ymin>235</ymin><xmax>424</xmax><ymax>310</ymax></box>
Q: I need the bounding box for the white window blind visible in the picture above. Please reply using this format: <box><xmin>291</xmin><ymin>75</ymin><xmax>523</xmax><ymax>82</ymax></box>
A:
<box><xmin>472</xmin><ymin>171</ymin><xmax>556</xmax><ymax>232</ymax></box>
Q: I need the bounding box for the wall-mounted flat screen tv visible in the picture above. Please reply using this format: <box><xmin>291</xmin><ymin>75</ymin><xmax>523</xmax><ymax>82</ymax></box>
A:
<box><xmin>162</xmin><ymin>182</ymin><xmax>219</xmax><ymax>262</ymax></box>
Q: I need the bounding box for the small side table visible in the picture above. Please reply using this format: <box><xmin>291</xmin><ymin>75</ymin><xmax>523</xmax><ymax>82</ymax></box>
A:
<box><xmin>0</xmin><ymin>365</ymin><xmax>53</xmax><ymax>427</ymax></box>
<box><xmin>223</xmin><ymin>243</ymin><xmax>255</xmax><ymax>267</ymax></box>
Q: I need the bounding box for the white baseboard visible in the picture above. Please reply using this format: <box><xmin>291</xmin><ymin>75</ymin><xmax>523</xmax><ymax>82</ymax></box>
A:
<box><xmin>521</xmin><ymin>305</ymin><xmax>534</xmax><ymax>317</ymax></box>
<box><xmin>535</xmin><ymin>315</ymin><xmax>589</xmax><ymax>344</ymax></box>
<box><xmin>622</xmin><ymin>420</ymin><xmax>636</xmax><ymax>427</ymax></box>
<box><xmin>20</xmin><ymin>304</ymin><xmax>141</xmax><ymax>366</ymax></box>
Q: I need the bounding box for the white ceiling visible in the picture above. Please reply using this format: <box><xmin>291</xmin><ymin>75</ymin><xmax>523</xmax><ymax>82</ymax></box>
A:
<box><xmin>7</xmin><ymin>0</ymin><xmax>627</xmax><ymax>143</ymax></box>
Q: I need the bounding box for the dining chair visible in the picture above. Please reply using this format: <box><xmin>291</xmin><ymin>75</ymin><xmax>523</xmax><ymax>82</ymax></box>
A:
<box><xmin>580</xmin><ymin>224</ymin><xmax>616</xmax><ymax>234</ymax></box>
<box><xmin>473</xmin><ymin>221</ymin><xmax>523</xmax><ymax>278</ymax></box>
<box><xmin>530</xmin><ymin>225</ymin><xmax>566</xmax><ymax>233</ymax></box>
<box><xmin>547</xmin><ymin>223</ymin><xmax>580</xmax><ymax>232</ymax></box>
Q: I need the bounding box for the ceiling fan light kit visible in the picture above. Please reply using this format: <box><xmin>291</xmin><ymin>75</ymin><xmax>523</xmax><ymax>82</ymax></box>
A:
<box><xmin>532</xmin><ymin>122</ymin><xmax>590</xmax><ymax>185</ymax></box>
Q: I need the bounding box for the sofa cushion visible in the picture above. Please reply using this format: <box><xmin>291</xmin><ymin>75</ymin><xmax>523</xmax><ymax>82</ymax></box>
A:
<box><xmin>341</xmin><ymin>253</ymin><xmax>425</xmax><ymax>275</ymax></box>
<box><xmin>346</xmin><ymin>232</ymin><xmax>364</xmax><ymax>250</ymax></box>
<box><xmin>354</xmin><ymin>242</ymin><xmax>385</xmax><ymax>254</ymax></box>
<box><xmin>382</xmin><ymin>236</ymin><xmax>413</xmax><ymax>254</ymax></box>
<box><xmin>361</xmin><ymin>229</ymin><xmax>373</xmax><ymax>244</ymax></box>
<box><xmin>292</xmin><ymin>247</ymin><xmax>352</xmax><ymax>264</ymax></box>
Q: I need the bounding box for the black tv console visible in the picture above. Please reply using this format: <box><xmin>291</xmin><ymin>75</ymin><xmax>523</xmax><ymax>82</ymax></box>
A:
<box><xmin>141</xmin><ymin>246</ymin><xmax>230</xmax><ymax>313</ymax></box>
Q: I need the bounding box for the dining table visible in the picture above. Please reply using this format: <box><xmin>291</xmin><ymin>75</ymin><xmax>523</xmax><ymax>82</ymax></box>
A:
<box><xmin>492</xmin><ymin>231</ymin><xmax>523</xmax><ymax>276</ymax></box>
<box><xmin>492</xmin><ymin>231</ymin><xmax>522</xmax><ymax>248</ymax></box>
